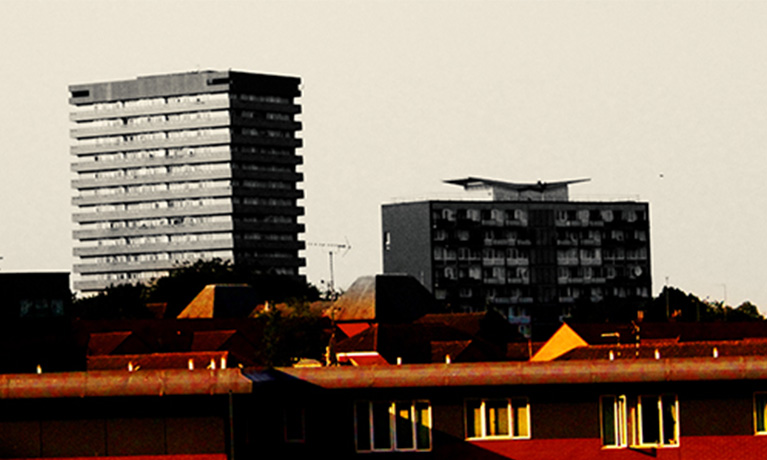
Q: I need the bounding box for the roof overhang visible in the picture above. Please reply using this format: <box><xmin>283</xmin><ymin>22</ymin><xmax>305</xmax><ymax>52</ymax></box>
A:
<box><xmin>275</xmin><ymin>357</ymin><xmax>767</xmax><ymax>389</ymax></box>
<box><xmin>0</xmin><ymin>368</ymin><xmax>252</xmax><ymax>399</ymax></box>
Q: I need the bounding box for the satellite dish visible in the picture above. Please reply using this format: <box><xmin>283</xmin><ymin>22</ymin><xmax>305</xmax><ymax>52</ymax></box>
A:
<box><xmin>633</xmin><ymin>266</ymin><xmax>643</xmax><ymax>277</ymax></box>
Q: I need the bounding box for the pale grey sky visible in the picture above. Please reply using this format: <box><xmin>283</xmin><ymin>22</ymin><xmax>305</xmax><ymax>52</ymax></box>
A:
<box><xmin>1</xmin><ymin>1</ymin><xmax>766</xmax><ymax>309</ymax></box>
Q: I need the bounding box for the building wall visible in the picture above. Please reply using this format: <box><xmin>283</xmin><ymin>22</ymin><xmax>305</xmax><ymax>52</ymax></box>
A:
<box><xmin>0</xmin><ymin>396</ymin><xmax>229</xmax><ymax>458</ymax></box>
<box><xmin>382</xmin><ymin>202</ymin><xmax>434</xmax><ymax>291</ymax></box>
<box><xmin>69</xmin><ymin>71</ymin><xmax>305</xmax><ymax>292</ymax></box>
<box><xmin>382</xmin><ymin>200</ymin><xmax>651</xmax><ymax>334</ymax></box>
<box><xmin>258</xmin><ymin>380</ymin><xmax>767</xmax><ymax>460</ymax></box>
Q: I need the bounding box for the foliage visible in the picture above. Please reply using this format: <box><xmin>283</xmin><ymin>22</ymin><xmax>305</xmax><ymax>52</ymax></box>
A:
<box><xmin>643</xmin><ymin>286</ymin><xmax>763</xmax><ymax>322</ymax></box>
<box><xmin>72</xmin><ymin>258</ymin><xmax>321</xmax><ymax>320</ymax></box>
<box><xmin>71</xmin><ymin>283</ymin><xmax>154</xmax><ymax>320</ymax></box>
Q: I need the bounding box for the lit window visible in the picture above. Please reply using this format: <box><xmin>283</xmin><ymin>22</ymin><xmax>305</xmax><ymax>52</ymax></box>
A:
<box><xmin>355</xmin><ymin>400</ymin><xmax>431</xmax><ymax>452</ymax></box>
<box><xmin>465</xmin><ymin>398</ymin><xmax>530</xmax><ymax>440</ymax></box>
<box><xmin>638</xmin><ymin>394</ymin><xmax>678</xmax><ymax>447</ymax></box>
<box><xmin>755</xmin><ymin>393</ymin><xmax>767</xmax><ymax>434</ymax></box>
<box><xmin>600</xmin><ymin>395</ymin><xmax>627</xmax><ymax>448</ymax></box>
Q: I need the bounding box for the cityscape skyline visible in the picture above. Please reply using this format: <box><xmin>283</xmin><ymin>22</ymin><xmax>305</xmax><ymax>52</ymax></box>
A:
<box><xmin>1</xmin><ymin>1</ymin><xmax>766</xmax><ymax>310</ymax></box>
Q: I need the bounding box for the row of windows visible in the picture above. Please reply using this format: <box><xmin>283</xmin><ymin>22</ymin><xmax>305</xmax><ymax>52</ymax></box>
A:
<box><xmin>80</xmin><ymin>145</ymin><xmax>294</xmax><ymax>164</ymax></box>
<box><xmin>71</xmin><ymin>92</ymin><xmax>230</xmax><ymax>113</ymax></box>
<box><xmin>559</xmin><ymin>265</ymin><xmax>648</xmax><ymax>281</ymax></box>
<box><xmin>78</xmin><ymin>179</ymin><xmax>294</xmax><ymax>198</ymax></box>
<box><xmin>82</xmin><ymin>197</ymin><xmax>231</xmax><ymax>213</ymax></box>
<box><xmin>340</xmin><ymin>393</ymin><xmax>767</xmax><ymax>453</ymax></box>
<box><xmin>75</xmin><ymin>110</ymin><xmax>229</xmax><ymax>129</ymax></box>
<box><xmin>76</xmin><ymin>128</ymin><xmax>230</xmax><ymax>146</ymax></box>
<box><xmin>435</xmin><ymin>208</ymin><xmax>646</xmax><ymax>225</ymax></box>
<box><xmin>438</xmin><ymin>266</ymin><xmax>530</xmax><ymax>282</ymax></box>
<box><xmin>434</xmin><ymin>247</ymin><xmax>530</xmax><ymax>262</ymax></box>
<box><xmin>79</xmin><ymin>180</ymin><xmax>232</xmax><ymax>197</ymax></box>
<box><xmin>72</xmin><ymin>92</ymin><xmax>293</xmax><ymax>114</ymax></box>
<box><xmin>600</xmin><ymin>394</ymin><xmax>678</xmax><ymax>448</ymax></box>
<box><xmin>80</xmin><ymin>162</ymin><xmax>230</xmax><ymax>180</ymax></box>
<box><xmin>78</xmin><ymin>270</ymin><xmax>170</xmax><ymax>283</ymax></box>
<box><xmin>80</xmin><ymin>196</ymin><xmax>296</xmax><ymax>214</ymax></box>
<box><xmin>437</xmin><ymin>208</ymin><xmax>527</xmax><ymax>224</ymax></box>
<box><xmin>240</xmin><ymin>110</ymin><xmax>292</xmax><ymax>121</ymax></box>
<box><xmin>558</xmin><ymin>229</ymin><xmax>647</xmax><ymax>243</ymax></box>
<box><xmin>77</xmin><ymin>232</ymin><xmax>233</xmax><ymax>248</ymax></box>
<box><xmin>84</xmin><ymin>250</ymin><xmax>234</xmax><ymax>265</ymax></box>
<box><xmin>240</xmin><ymin>127</ymin><xmax>295</xmax><ymax>139</ymax></box>
<box><xmin>557</xmin><ymin>209</ymin><xmax>646</xmax><ymax>224</ymax></box>
<box><xmin>78</xmin><ymin>215</ymin><xmax>233</xmax><ymax>231</ymax></box>
<box><xmin>353</xmin><ymin>398</ymin><xmax>530</xmax><ymax>453</ymax></box>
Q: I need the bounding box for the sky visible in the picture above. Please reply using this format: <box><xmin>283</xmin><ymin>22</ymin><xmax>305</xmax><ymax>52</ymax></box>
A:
<box><xmin>1</xmin><ymin>0</ymin><xmax>766</xmax><ymax>310</ymax></box>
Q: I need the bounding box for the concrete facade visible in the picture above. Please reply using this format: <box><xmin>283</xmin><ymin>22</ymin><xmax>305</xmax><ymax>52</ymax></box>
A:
<box><xmin>382</xmin><ymin>179</ymin><xmax>651</xmax><ymax>337</ymax></box>
<box><xmin>69</xmin><ymin>71</ymin><xmax>304</xmax><ymax>292</ymax></box>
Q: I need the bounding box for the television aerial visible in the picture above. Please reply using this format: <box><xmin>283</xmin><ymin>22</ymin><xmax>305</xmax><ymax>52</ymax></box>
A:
<box><xmin>308</xmin><ymin>239</ymin><xmax>351</xmax><ymax>298</ymax></box>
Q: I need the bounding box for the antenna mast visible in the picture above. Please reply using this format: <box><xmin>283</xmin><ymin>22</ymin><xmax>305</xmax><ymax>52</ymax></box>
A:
<box><xmin>308</xmin><ymin>240</ymin><xmax>351</xmax><ymax>298</ymax></box>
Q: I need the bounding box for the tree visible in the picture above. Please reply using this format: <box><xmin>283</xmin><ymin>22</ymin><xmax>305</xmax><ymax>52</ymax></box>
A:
<box><xmin>642</xmin><ymin>286</ymin><xmax>763</xmax><ymax>322</ymax></box>
<box><xmin>72</xmin><ymin>258</ymin><xmax>322</xmax><ymax>320</ymax></box>
<box><xmin>72</xmin><ymin>283</ymin><xmax>153</xmax><ymax>320</ymax></box>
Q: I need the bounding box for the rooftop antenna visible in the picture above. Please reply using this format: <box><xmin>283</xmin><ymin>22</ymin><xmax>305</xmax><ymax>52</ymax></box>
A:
<box><xmin>308</xmin><ymin>239</ymin><xmax>351</xmax><ymax>299</ymax></box>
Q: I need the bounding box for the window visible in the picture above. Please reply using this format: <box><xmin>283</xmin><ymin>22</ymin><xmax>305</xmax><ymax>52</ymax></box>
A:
<box><xmin>465</xmin><ymin>398</ymin><xmax>530</xmax><ymax>440</ymax></box>
<box><xmin>355</xmin><ymin>400</ymin><xmax>431</xmax><ymax>452</ymax></box>
<box><xmin>638</xmin><ymin>394</ymin><xmax>678</xmax><ymax>447</ymax></box>
<box><xmin>600</xmin><ymin>395</ymin><xmax>627</xmax><ymax>448</ymax></box>
<box><xmin>755</xmin><ymin>393</ymin><xmax>767</xmax><ymax>434</ymax></box>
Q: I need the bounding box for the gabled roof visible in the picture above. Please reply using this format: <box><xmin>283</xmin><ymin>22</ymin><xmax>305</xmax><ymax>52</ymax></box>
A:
<box><xmin>328</xmin><ymin>274</ymin><xmax>434</xmax><ymax>323</ymax></box>
<box><xmin>334</xmin><ymin>311</ymin><xmax>523</xmax><ymax>364</ymax></box>
<box><xmin>531</xmin><ymin>323</ymin><xmax>588</xmax><ymax>361</ymax></box>
<box><xmin>177</xmin><ymin>284</ymin><xmax>260</xmax><ymax>318</ymax></box>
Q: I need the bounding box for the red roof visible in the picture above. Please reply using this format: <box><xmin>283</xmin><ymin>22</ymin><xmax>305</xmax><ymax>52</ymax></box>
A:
<box><xmin>87</xmin><ymin>351</ymin><xmax>230</xmax><ymax>371</ymax></box>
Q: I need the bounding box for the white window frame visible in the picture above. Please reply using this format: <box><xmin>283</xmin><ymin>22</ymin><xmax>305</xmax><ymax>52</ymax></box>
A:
<box><xmin>636</xmin><ymin>394</ymin><xmax>679</xmax><ymax>448</ymax></box>
<box><xmin>354</xmin><ymin>400</ymin><xmax>432</xmax><ymax>452</ymax></box>
<box><xmin>600</xmin><ymin>395</ymin><xmax>627</xmax><ymax>448</ymax></box>
<box><xmin>465</xmin><ymin>398</ymin><xmax>530</xmax><ymax>440</ymax></box>
<box><xmin>754</xmin><ymin>392</ymin><xmax>767</xmax><ymax>434</ymax></box>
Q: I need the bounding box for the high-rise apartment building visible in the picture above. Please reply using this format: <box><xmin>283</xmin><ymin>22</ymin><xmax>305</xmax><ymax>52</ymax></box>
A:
<box><xmin>382</xmin><ymin>178</ymin><xmax>651</xmax><ymax>337</ymax></box>
<box><xmin>70</xmin><ymin>71</ymin><xmax>304</xmax><ymax>292</ymax></box>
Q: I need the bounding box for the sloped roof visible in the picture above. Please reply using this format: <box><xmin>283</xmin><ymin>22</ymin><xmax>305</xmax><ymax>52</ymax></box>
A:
<box><xmin>329</xmin><ymin>276</ymin><xmax>377</xmax><ymax>321</ymax></box>
<box><xmin>558</xmin><ymin>339</ymin><xmax>767</xmax><ymax>361</ymax></box>
<box><xmin>568</xmin><ymin>322</ymin><xmax>767</xmax><ymax>345</ymax></box>
<box><xmin>328</xmin><ymin>275</ymin><xmax>433</xmax><ymax>323</ymax></box>
<box><xmin>87</xmin><ymin>351</ymin><xmax>229</xmax><ymax>371</ymax></box>
<box><xmin>191</xmin><ymin>330</ymin><xmax>237</xmax><ymax>351</ymax></box>
<box><xmin>87</xmin><ymin>331</ymin><xmax>133</xmax><ymax>356</ymax></box>
<box><xmin>334</xmin><ymin>314</ymin><xmax>518</xmax><ymax>364</ymax></box>
<box><xmin>337</xmin><ymin>352</ymin><xmax>389</xmax><ymax>366</ymax></box>
<box><xmin>177</xmin><ymin>284</ymin><xmax>260</xmax><ymax>318</ymax></box>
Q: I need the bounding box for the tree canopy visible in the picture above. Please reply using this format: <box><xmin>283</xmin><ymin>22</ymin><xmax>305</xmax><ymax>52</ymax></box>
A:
<box><xmin>73</xmin><ymin>258</ymin><xmax>320</xmax><ymax>320</ymax></box>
